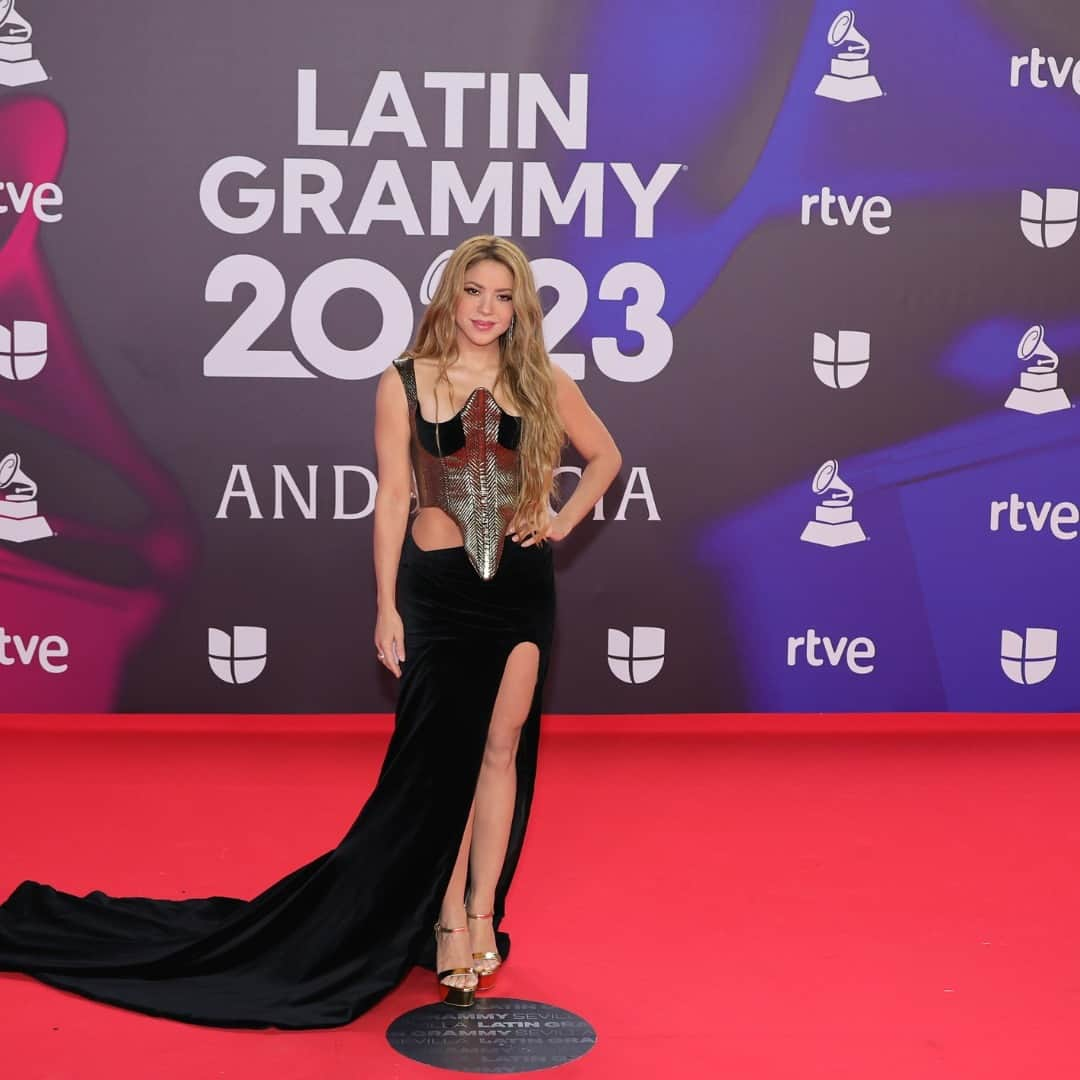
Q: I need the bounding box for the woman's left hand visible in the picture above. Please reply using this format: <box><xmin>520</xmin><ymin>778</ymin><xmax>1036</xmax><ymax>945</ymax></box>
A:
<box><xmin>509</xmin><ymin>510</ymin><xmax>570</xmax><ymax>547</ymax></box>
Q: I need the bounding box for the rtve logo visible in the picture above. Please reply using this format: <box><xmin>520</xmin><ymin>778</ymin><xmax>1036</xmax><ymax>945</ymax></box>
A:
<box><xmin>208</xmin><ymin>626</ymin><xmax>267</xmax><ymax>684</ymax></box>
<box><xmin>1000</xmin><ymin>627</ymin><xmax>1057</xmax><ymax>686</ymax></box>
<box><xmin>0</xmin><ymin>626</ymin><xmax>69</xmax><ymax>673</ymax></box>
<box><xmin>607</xmin><ymin>626</ymin><xmax>664</xmax><ymax>684</ymax></box>
<box><xmin>1010</xmin><ymin>49</ymin><xmax>1080</xmax><ymax>95</ymax></box>
<box><xmin>1020</xmin><ymin>189</ymin><xmax>1078</xmax><ymax>249</ymax></box>
<box><xmin>0</xmin><ymin>320</ymin><xmax>47</xmax><ymax>381</ymax></box>
<box><xmin>786</xmin><ymin>629</ymin><xmax>876</xmax><ymax>674</ymax></box>
<box><xmin>0</xmin><ymin>180</ymin><xmax>63</xmax><ymax>223</ymax></box>
<box><xmin>989</xmin><ymin>494</ymin><xmax>1079</xmax><ymax>541</ymax></box>
<box><xmin>801</xmin><ymin>187</ymin><xmax>892</xmax><ymax>235</ymax></box>
<box><xmin>812</xmin><ymin>330</ymin><xmax>870</xmax><ymax>389</ymax></box>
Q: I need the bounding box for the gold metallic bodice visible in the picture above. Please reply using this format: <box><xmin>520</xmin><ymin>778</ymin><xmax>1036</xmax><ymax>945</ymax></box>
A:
<box><xmin>393</xmin><ymin>357</ymin><xmax>521</xmax><ymax>580</ymax></box>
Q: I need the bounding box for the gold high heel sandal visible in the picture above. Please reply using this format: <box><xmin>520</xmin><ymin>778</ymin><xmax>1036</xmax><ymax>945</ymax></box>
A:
<box><xmin>466</xmin><ymin>909</ymin><xmax>503</xmax><ymax>992</ymax></box>
<box><xmin>433</xmin><ymin>921</ymin><xmax>478</xmax><ymax>1007</ymax></box>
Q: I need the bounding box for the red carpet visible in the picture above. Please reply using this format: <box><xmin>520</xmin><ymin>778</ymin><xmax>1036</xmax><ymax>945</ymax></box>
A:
<box><xmin>1</xmin><ymin>715</ymin><xmax>1078</xmax><ymax>1078</ymax></box>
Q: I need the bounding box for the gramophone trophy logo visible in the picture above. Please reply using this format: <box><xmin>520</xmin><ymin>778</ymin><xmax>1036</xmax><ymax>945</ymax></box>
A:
<box><xmin>1005</xmin><ymin>325</ymin><xmax>1070</xmax><ymax>415</ymax></box>
<box><xmin>800</xmin><ymin>459</ymin><xmax>867</xmax><ymax>547</ymax></box>
<box><xmin>815</xmin><ymin>10</ymin><xmax>883</xmax><ymax>102</ymax></box>
<box><xmin>0</xmin><ymin>451</ymin><xmax>54</xmax><ymax>542</ymax></box>
<box><xmin>0</xmin><ymin>1</ymin><xmax>47</xmax><ymax>87</ymax></box>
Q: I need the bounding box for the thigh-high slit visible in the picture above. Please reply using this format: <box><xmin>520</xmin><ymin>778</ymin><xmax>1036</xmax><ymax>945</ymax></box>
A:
<box><xmin>0</xmin><ymin>530</ymin><xmax>556</xmax><ymax>1029</ymax></box>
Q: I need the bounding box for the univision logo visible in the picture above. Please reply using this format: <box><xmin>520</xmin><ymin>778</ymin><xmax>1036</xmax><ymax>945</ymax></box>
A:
<box><xmin>1020</xmin><ymin>189</ymin><xmax>1079</xmax><ymax>249</ymax></box>
<box><xmin>812</xmin><ymin>330</ymin><xmax>870</xmax><ymax>389</ymax></box>
<box><xmin>607</xmin><ymin>626</ymin><xmax>664</xmax><ymax>684</ymax></box>
<box><xmin>0</xmin><ymin>320</ymin><xmax>47</xmax><ymax>381</ymax></box>
<box><xmin>208</xmin><ymin>625</ymin><xmax>267</xmax><ymax>684</ymax></box>
<box><xmin>1000</xmin><ymin>627</ymin><xmax>1057</xmax><ymax>686</ymax></box>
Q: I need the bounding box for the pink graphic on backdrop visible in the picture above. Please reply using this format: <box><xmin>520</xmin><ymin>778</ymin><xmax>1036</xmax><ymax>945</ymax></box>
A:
<box><xmin>0</xmin><ymin>96</ymin><xmax>197</xmax><ymax>711</ymax></box>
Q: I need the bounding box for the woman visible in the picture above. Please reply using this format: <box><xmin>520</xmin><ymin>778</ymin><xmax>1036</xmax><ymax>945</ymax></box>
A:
<box><xmin>373</xmin><ymin>235</ymin><xmax>621</xmax><ymax>1006</ymax></box>
<box><xmin>0</xmin><ymin>235</ymin><xmax>621</xmax><ymax>1028</ymax></box>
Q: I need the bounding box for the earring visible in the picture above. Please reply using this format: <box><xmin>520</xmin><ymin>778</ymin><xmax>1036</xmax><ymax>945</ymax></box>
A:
<box><xmin>507</xmin><ymin>315</ymin><xmax>515</xmax><ymax>343</ymax></box>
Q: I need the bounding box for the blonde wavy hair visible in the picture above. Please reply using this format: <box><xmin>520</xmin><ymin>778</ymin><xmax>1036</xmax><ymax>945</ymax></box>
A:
<box><xmin>406</xmin><ymin>235</ymin><xmax>566</xmax><ymax>538</ymax></box>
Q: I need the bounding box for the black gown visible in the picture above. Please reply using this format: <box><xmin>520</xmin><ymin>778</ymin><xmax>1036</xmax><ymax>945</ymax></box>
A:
<box><xmin>0</xmin><ymin>363</ymin><xmax>557</xmax><ymax>1029</ymax></box>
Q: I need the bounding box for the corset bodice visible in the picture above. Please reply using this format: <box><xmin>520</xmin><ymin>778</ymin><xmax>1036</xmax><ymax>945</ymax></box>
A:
<box><xmin>392</xmin><ymin>356</ymin><xmax>522</xmax><ymax>580</ymax></box>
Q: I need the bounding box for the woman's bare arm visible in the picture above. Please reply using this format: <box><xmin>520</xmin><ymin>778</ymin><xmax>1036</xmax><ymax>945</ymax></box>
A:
<box><xmin>543</xmin><ymin>363</ymin><xmax>623</xmax><ymax>537</ymax></box>
<box><xmin>372</xmin><ymin>363</ymin><xmax>413</xmax><ymax>676</ymax></box>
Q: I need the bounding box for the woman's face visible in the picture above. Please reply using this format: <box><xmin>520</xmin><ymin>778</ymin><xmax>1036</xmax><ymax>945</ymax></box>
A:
<box><xmin>453</xmin><ymin>258</ymin><xmax>515</xmax><ymax>349</ymax></box>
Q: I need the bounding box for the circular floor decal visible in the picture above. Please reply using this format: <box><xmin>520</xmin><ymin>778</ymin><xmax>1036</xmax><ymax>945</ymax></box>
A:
<box><xmin>386</xmin><ymin>996</ymin><xmax>597</xmax><ymax>1073</ymax></box>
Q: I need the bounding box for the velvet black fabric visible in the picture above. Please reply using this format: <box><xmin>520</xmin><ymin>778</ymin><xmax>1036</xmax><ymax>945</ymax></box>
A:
<box><xmin>0</xmin><ymin>529</ymin><xmax>556</xmax><ymax>1029</ymax></box>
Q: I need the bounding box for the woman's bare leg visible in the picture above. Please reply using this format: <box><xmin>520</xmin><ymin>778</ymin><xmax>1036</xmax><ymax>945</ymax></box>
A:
<box><xmin>467</xmin><ymin>642</ymin><xmax>540</xmax><ymax>970</ymax></box>
<box><xmin>437</xmin><ymin>800</ymin><xmax>478</xmax><ymax>991</ymax></box>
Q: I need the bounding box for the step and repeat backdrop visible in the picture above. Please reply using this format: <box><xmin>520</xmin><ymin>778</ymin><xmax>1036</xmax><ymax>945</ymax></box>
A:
<box><xmin>0</xmin><ymin>1</ymin><xmax>1078</xmax><ymax>714</ymax></box>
